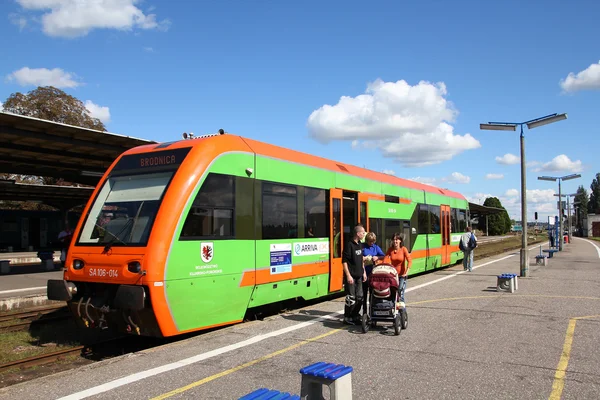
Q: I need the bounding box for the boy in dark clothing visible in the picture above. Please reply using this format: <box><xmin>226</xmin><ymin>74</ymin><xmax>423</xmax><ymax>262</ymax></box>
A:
<box><xmin>342</xmin><ymin>224</ymin><xmax>367</xmax><ymax>325</ymax></box>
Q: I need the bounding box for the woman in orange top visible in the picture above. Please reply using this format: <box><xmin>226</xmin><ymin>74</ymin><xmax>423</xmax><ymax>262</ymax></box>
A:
<box><xmin>385</xmin><ymin>232</ymin><xmax>412</xmax><ymax>303</ymax></box>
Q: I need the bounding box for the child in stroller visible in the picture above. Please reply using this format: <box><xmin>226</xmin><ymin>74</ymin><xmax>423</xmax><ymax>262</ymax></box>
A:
<box><xmin>361</xmin><ymin>263</ymin><xmax>408</xmax><ymax>335</ymax></box>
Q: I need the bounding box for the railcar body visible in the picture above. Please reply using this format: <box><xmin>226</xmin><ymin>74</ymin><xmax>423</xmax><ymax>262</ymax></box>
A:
<box><xmin>47</xmin><ymin>133</ymin><xmax>469</xmax><ymax>337</ymax></box>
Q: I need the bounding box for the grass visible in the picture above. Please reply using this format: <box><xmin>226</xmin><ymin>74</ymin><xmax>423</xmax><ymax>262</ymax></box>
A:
<box><xmin>588</xmin><ymin>237</ymin><xmax>600</xmax><ymax>242</ymax></box>
<box><xmin>474</xmin><ymin>235</ymin><xmax>548</xmax><ymax>261</ymax></box>
<box><xmin>0</xmin><ymin>314</ymin><xmax>81</xmax><ymax>365</ymax></box>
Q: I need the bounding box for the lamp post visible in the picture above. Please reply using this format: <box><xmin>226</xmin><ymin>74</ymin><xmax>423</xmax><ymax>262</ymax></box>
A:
<box><xmin>565</xmin><ymin>193</ymin><xmax>577</xmax><ymax>239</ymax></box>
<box><xmin>480</xmin><ymin>113</ymin><xmax>567</xmax><ymax>277</ymax></box>
<box><xmin>538</xmin><ymin>174</ymin><xmax>581</xmax><ymax>251</ymax></box>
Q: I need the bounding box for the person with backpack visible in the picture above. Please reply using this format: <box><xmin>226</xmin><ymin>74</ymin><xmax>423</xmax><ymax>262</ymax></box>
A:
<box><xmin>459</xmin><ymin>226</ymin><xmax>477</xmax><ymax>272</ymax></box>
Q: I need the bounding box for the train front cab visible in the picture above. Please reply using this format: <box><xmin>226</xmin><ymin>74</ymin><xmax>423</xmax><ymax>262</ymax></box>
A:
<box><xmin>47</xmin><ymin>144</ymin><xmax>196</xmax><ymax>337</ymax></box>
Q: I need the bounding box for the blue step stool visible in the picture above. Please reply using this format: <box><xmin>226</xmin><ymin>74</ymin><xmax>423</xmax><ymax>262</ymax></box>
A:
<box><xmin>299</xmin><ymin>362</ymin><xmax>353</xmax><ymax>400</ymax></box>
<box><xmin>239</xmin><ymin>388</ymin><xmax>300</xmax><ymax>400</ymax></box>
<box><xmin>497</xmin><ymin>273</ymin><xmax>518</xmax><ymax>293</ymax></box>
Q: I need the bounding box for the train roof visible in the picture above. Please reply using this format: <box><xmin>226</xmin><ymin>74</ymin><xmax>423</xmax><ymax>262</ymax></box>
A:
<box><xmin>123</xmin><ymin>133</ymin><xmax>467</xmax><ymax>201</ymax></box>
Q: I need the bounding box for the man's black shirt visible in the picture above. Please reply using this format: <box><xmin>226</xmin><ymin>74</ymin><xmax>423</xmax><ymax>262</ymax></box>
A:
<box><xmin>342</xmin><ymin>239</ymin><xmax>363</xmax><ymax>278</ymax></box>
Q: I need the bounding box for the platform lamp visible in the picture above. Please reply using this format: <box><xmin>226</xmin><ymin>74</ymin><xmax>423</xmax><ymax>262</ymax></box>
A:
<box><xmin>538</xmin><ymin>174</ymin><xmax>581</xmax><ymax>251</ymax></box>
<box><xmin>480</xmin><ymin>113</ymin><xmax>567</xmax><ymax>277</ymax></box>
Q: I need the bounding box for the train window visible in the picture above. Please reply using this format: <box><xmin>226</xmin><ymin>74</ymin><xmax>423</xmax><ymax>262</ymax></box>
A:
<box><xmin>418</xmin><ymin>204</ymin><xmax>429</xmax><ymax>234</ymax></box>
<box><xmin>262</xmin><ymin>183</ymin><xmax>298</xmax><ymax>239</ymax></box>
<box><xmin>458</xmin><ymin>209</ymin><xmax>467</xmax><ymax>232</ymax></box>
<box><xmin>180</xmin><ymin>173</ymin><xmax>235</xmax><ymax>239</ymax></box>
<box><xmin>305</xmin><ymin>188</ymin><xmax>328</xmax><ymax>238</ymax></box>
<box><xmin>385</xmin><ymin>195</ymin><xmax>399</xmax><ymax>203</ymax></box>
<box><xmin>369</xmin><ymin>218</ymin><xmax>383</xmax><ymax>247</ymax></box>
<box><xmin>332</xmin><ymin>198</ymin><xmax>341</xmax><ymax>258</ymax></box>
<box><xmin>451</xmin><ymin>208</ymin><xmax>459</xmax><ymax>233</ymax></box>
<box><xmin>429</xmin><ymin>205</ymin><xmax>441</xmax><ymax>234</ymax></box>
<box><xmin>79</xmin><ymin>171</ymin><xmax>174</xmax><ymax>245</ymax></box>
<box><xmin>384</xmin><ymin>219</ymin><xmax>401</xmax><ymax>250</ymax></box>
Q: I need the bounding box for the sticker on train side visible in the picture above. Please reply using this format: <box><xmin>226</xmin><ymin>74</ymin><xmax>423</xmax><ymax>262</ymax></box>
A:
<box><xmin>88</xmin><ymin>268</ymin><xmax>119</xmax><ymax>278</ymax></box>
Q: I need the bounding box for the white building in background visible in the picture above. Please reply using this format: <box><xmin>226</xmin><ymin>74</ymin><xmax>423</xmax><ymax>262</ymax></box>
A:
<box><xmin>582</xmin><ymin>214</ymin><xmax>600</xmax><ymax>237</ymax></box>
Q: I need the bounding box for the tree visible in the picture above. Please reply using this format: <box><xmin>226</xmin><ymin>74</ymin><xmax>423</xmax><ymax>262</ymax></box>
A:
<box><xmin>481</xmin><ymin>197</ymin><xmax>511</xmax><ymax>235</ymax></box>
<box><xmin>3</xmin><ymin>86</ymin><xmax>106</xmax><ymax>131</ymax></box>
<box><xmin>574</xmin><ymin>185</ymin><xmax>589</xmax><ymax>232</ymax></box>
<box><xmin>589</xmin><ymin>173</ymin><xmax>600</xmax><ymax>214</ymax></box>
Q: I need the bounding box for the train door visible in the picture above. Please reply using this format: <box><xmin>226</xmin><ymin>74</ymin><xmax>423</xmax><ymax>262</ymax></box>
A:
<box><xmin>358</xmin><ymin>193</ymin><xmax>369</xmax><ymax>231</ymax></box>
<box><xmin>329</xmin><ymin>189</ymin><xmax>343</xmax><ymax>292</ymax></box>
<box><xmin>440</xmin><ymin>205</ymin><xmax>451</xmax><ymax>264</ymax></box>
<box><xmin>329</xmin><ymin>190</ymin><xmax>361</xmax><ymax>292</ymax></box>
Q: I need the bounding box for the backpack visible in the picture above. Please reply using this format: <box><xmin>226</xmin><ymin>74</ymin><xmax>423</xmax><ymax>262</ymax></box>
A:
<box><xmin>459</xmin><ymin>239</ymin><xmax>465</xmax><ymax>252</ymax></box>
<box><xmin>468</xmin><ymin>232</ymin><xmax>477</xmax><ymax>249</ymax></box>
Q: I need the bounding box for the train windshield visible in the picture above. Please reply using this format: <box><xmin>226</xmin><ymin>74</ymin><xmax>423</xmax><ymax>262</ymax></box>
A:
<box><xmin>77</xmin><ymin>171</ymin><xmax>174</xmax><ymax>246</ymax></box>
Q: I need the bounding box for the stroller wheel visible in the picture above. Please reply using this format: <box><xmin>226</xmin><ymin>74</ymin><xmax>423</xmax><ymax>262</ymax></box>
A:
<box><xmin>401</xmin><ymin>308</ymin><xmax>408</xmax><ymax>330</ymax></box>
<box><xmin>361</xmin><ymin>313</ymin><xmax>369</xmax><ymax>333</ymax></box>
<box><xmin>393</xmin><ymin>314</ymin><xmax>401</xmax><ymax>336</ymax></box>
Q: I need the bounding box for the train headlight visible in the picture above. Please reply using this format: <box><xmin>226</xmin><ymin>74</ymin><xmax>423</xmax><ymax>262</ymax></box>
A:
<box><xmin>128</xmin><ymin>261</ymin><xmax>142</xmax><ymax>274</ymax></box>
<box><xmin>73</xmin><ymin>259</ymin><xmax>85</xmax><ymax>270</ymax></box>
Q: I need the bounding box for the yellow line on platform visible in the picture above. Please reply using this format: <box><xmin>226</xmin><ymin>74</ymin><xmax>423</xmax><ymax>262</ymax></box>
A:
<box><xmin>150</xmin><ymin>328</ymin><xmax>342</xmax><ymax>400</ymax></box>
<box><xmin>549</xmin><ymin>315</ymin><xmax>599</xmax><ymax>400</ymax></box>
<box><xmin>549</xmin><ymin>319</ymin><xmax>576</xmax><ymax>400</ymax></box>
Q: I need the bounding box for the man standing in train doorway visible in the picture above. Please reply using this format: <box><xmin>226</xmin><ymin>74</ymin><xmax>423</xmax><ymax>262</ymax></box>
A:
<box><xmin>342</xmin><ymin>224</ymin><xmax>367</xmax><ymax>325</ymax></box>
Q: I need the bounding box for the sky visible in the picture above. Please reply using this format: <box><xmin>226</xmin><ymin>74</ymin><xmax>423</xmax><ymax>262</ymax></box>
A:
<box><xmin>1</xmin><ymin>0</ymin><xmax>599</xmax><ymax>223</ymax></box>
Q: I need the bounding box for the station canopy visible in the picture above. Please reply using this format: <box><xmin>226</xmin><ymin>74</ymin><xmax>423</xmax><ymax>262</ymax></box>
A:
<box><xmin>0</xmin><ymin>112</ymin><xmax>156</xmax><ymax>207</ymax></box>
<box><xmin>468</xmin><ymin>202</ymin><xmax>506</xmax><ymax>217</ymax></box>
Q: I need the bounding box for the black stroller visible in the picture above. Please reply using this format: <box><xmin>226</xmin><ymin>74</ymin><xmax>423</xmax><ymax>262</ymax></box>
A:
<box><xmin>361</xmin><ymin>263</ymin><xmax>408</xmax><ymax>335</ymax></box>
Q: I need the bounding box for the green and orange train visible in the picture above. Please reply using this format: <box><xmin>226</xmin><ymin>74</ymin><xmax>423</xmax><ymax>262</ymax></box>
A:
<box><xmin>47</xmin><ymin>132</ymin><xmax>469</xmax><ymax>337</ymax></box>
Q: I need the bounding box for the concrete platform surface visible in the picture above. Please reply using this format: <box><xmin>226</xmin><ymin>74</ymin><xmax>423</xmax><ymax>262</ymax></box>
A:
<box><xmin>0</xmin><ymin>238</ymin><xmax>598</xmax><ymax>400</ymax></box>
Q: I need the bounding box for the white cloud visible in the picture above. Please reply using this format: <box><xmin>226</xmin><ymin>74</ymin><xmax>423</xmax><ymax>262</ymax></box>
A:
<box><xmin>382</xmin><ymin>169</ymin><xmax>395</xmax><ymax>176</ymax></box>
<box><xmin>143</xmin><ymin>46</ymin><xmax>154</xmax><ymax>53</ymax></box>
<box><xmin>468</xmin><ymin>192</ymin><xmax>494</xmax><ymax>204</ymax></box>
<box><xmin>441</xmin><ymin>172</ymin><xmax>470</xmax><ymax>184</ymax></box>
<box><xmin>6</xmin><ymin>67</ymin><xmax>80</xmax><ymax>88</ymax></box>
<box><xmin>409</xmin><ymin>176</ymin><xmax>437</xmax><ymax>185</ymax></box>
<box><xmin>485</xmin><ymin>173</ymin><xmax>504</xmax><ymax>180</ymax></box>
<box><xmin>16</xmin><ymin>0</ymin><xmax>170</xmax><ymax>38</ymax></box>
<box><xmin>536</xmin><ymin>154</ymin><xmax>583</xmax><ymax>173</ymax></box>
<box><xmin>84</xmin><ymin>100</ymin><xmax>110</xmax><ymax>123</ymax></box>
<box><xmin>527</xmin><ymin>189</ymin><xmax>556</xmax><ymax>203</ymax></box>
<box><xmin>9</xmin><ymin>13</ymin><xmax>28</xmax><ymax>30</ymax></box>
<box><xmin>505</xmin><ymin>189</ymin><xmax>519</xmax><ymax>197</ymax></box>
<box><xmin>495</xmin><ymin>153</ymin><xmax>520</xmax><ymax>165</ymax></box>
<box><xmin>560</xmin><ymin>60</ymin><xmax>600</xmax><ymax>92</ymax></box>
<box><xmin>307</xmin><ymin>79</ymin><xmax>481</xmax><ymax>167</ymax></box>
<box><xmin>0</xmin><ymin>102</ymin><xmax>3</xmax><ymax>111</ymax></box>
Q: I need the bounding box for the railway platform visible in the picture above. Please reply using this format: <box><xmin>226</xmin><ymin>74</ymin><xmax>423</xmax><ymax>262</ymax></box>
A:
<box><xmin>0</xmin><ymin>238</ymin><xmax>598</xmax><ymax>399</ymax></box>
<box><xmin>0</xmin><ymin>251</ymin><xmax>63</xmax><ymax>309</ymax></box>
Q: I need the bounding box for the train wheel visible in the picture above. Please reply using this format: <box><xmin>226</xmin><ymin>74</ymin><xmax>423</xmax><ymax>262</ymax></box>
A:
<box><xmin>401</xmin><ymin>308</ymin><xmax>408</xmax><ymax>329</ymax></box>
<box><xmin>393</xmin><ymin>315</ymin><xmax>401</xmax><ymax>336</ymax></box>
<box><xmin>361</xmin><ymin>313</ymin><xmax>369</xmax><ymax>333</ymax></box>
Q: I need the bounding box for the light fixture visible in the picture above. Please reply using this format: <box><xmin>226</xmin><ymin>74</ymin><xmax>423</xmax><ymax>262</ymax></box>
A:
<box><xmin>479</xmin><ymin>123</ymin><xmax>516</xmax><ymax>131</ymax></box>
<box><xmin>526</xmin><ymin>113</ymin><xmax>568</xmax><ymax>129</ymax></box>
<box><xmin>562</xmin><ymin>173</ymin><xmax>581</xmax><ymax>181</ymax></box>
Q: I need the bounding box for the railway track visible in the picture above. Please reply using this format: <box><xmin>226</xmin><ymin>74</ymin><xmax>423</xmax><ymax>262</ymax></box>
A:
<box><xmin>0</xmin><ymin>346</ymin><xmax>85</xmax><ymax>373</ymax></box>
<box><xmin>0</xmin><ymin>305</ymin><xmax>71</xmax><ymax>333</ymax></box>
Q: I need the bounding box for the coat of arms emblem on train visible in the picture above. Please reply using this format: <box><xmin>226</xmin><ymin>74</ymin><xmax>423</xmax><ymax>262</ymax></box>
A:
<box><xmin>201</xmin><ymin>242</ymin><xmax>214</xmax><ymax>263</ymax></box>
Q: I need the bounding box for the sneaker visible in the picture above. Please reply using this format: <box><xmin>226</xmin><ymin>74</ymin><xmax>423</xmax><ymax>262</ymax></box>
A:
<box><xmin>343</xmin><ymin>317</ymin><xmax>355</xmax><ymax>325</ymax></box>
